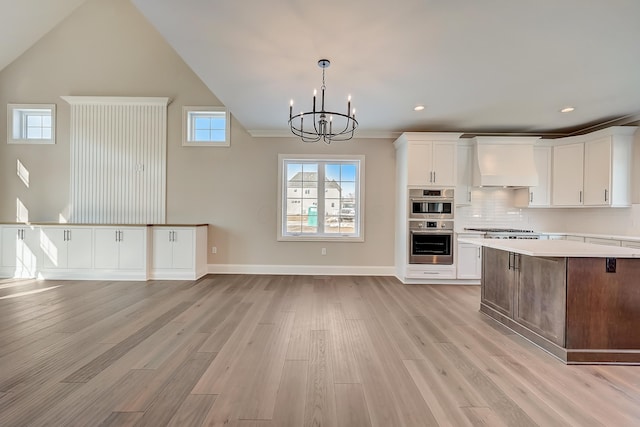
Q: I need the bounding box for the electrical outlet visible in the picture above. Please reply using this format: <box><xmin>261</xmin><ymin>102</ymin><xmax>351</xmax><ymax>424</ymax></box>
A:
<box><xmin>211</xmin><ymin>246</ymin><xmax>217</xmax><ymax>254</ymax></box>
<box><xmin>321</xmin><ymin>248</ymin><xmax>327</xmax><ymax>255</ymax></box>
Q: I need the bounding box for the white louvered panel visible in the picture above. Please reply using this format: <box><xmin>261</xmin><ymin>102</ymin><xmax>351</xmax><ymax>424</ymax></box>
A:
<box><xmin>64</xmin><ymin>97</ymin><xmax>169</xmax><ymax>224</ymax></box>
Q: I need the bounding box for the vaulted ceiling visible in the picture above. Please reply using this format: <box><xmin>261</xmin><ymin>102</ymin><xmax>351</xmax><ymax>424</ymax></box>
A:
<box><xmin>4</xmin><ymin>0</ymin><xmax>640</xmax><ymax>137</ymax></box>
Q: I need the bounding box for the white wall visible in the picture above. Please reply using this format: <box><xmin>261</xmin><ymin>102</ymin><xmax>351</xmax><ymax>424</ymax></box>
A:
<box><xmin>0</xmin><ymin>0</ymin><xmax>397</xmax><ymax>270</ymax></box>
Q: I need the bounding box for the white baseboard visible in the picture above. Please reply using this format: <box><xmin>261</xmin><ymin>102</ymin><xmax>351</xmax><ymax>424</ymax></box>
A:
<box><xmin>207</xmin><ymin>264</ymin><xmax>396</xmax><ymax>276</ymax></box>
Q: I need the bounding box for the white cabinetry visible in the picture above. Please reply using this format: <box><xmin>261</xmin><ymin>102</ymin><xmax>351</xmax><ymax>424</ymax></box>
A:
<box><xmin>584</xmin><ymin>237</ymin><xmax>621</xmax><ymax>246</ymax></box>
<box><xmin>40</xmin><ymin>226</ymin><xmax>93</xmax><ymax>277</ymax></box>
<box><xmin>515</xmin><ymin>146</ymin><xmax>551</xmax><ymax>207</ymax></box>
<box><xmin>151</xmin><ymin>226</ymin><xmax>207</xmax><ymax>280</ymax></box>
<box><xmin>621</xmin><ymin>241</ymin><xmax>640</xmax><ymax>249</ymax></box>
<box><xmin>397</xmin><ymin>134</ymin><xmax>458</xmax><ymax>187</ymax></box>
<box><xmin>552</xmin><ymin>143</ymin><xmax>584</xmax><ymax>206</ymax></box>
<box><xmin>394</xmin><ymin>132</ymin><xmax>462</xmax><ymax>283</ymax></box>
<box><xmin>94</xmin><ymin>227</ymin><xmax>147</xmax><ymax>279</ymax></box>
<box><xmin>551</xmin><ymin>127</ymin><xmax>634</xmax><ymax>207</ymax></box>
<box><xmin>1</xmin><ymin>225</ymin><xmax>40</xmax><ymax>278</ymax></box>
<box><xmin>456</xmin><ymin>143</ymin><xmax>473</xmax><ymax>205</ymax></box>
<box><xmin>457</xmin><ymin>236</ymin><xmax>482</xmax><ymax>280</ymax></box>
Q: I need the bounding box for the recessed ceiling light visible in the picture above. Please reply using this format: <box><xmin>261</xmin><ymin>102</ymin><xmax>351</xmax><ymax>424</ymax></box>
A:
<box><xmin>560</xmin><ymin>106</ymin><xmax>575</xmax><ymax>113</ymax></box>
<box><xmin>414</xmin><ymin>105</ymin><xmax>425</xmax><ymax>111</ymax></box>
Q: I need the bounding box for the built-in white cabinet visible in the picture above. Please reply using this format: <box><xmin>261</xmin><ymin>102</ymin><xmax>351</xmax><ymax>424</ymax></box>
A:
<box><xmin>395</xmin><ymin>133</ymin><xmax>457</xmax><ymax>187</ymax></box>
<box><xmin>584</xmin><ymin>237</ymin><xmax>621</xmax><ymax>246</ymax></box>
<box><xmin>621</xmin><ymin>241</ymin><xmax>640</xmax><ymax>249</ymax></box>
<box><xmin>552</xmin><ymin>143</ymin><xmax>584</xmax><ymax>206</ymax></box>
<box><xmin>93</xmin><ymin>227</ymin><xmax>148</xmax><ymax>279</ymax></box>
<box><xmin>151</xmin><ymin>225</ymin><xmax>207</xmax><ymax>280</ymax></box>
<box><xmin>515</xmin><ymin>146</ymin><xmax>552</xmax><ymax>207</ymax></box>
<box><xmin>456</xmin><ymin>143</ymin><xmax>473</xmax><ymax>205</ymax></box>
<box><xmin>41</xmin><ymin>227</ymin><xmax>93</xmax><ymax>271</ymax></box>
<box><xmin>551</xmin><ymin>127</ymin><xmax>634</xmax><ymax>207</ymax></box>
<box><xmin>1</xmin><ymin>225</ymin><xmax>40</xmax><ymax>278</ymax></box>
<box><xmin>457</xmin><ymin>239</ymin><xmax>482</xmax><ymax>279</ymax></box>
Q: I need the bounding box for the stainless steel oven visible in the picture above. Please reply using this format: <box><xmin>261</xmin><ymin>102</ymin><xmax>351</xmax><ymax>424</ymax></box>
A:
<box><xmin>409</xmin><ymin>220</ymin><xmax>454</xmax><ymax>264</ymax></box>
<box><xmin>409</xmin><ymin>188</ymin><xmax>454</xmax><ymax>220</ymax></box>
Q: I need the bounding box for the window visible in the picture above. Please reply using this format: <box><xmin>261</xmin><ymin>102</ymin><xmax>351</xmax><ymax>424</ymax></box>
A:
<box><xmin>7</xmin><ymin>104</ymin><xmax>56</xmax><ymax>144</ymax></box>
<box><xmin>278</xmin><ymin>154</ymin><xmax>364</xmax><ymax>241</ymax></box>
<box><xmin>182</xmin><ymin>106</ymin><xmax>230</xmax><ymax>146</ymax></box>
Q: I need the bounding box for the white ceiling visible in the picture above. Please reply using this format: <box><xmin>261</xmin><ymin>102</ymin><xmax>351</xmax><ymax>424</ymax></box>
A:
<box><xmin>4</xmin><ymin>0</ymin><xmax>640</xmax><ymax>138</ymax></box>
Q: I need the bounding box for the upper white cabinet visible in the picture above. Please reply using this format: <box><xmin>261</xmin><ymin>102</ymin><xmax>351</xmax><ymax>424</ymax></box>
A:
<box><xmin>395</xmin><ymin>133</ymin><xmax>460</xmax><ymax>188</ymax></box>
<box><xmin>551</xmin><ymin>127</ymin><xmax>634</xmax><ymax>207</ymax></box>
<box><xmin>552</xmin><ymin>143</ymin><xmax>584</xmax><ymax>206</ymax></box>
<box><xmin>456</xmin><ymin>143</ymin><xmax>473</xmax><ymax>205</ymax></box>
<box><xmin>515</xmin><ymin>146</ymin><xmax>552</xmax><ymax>207</ymax></box>
<box><xmin>151</xmin><ymin>225</ymin><xmax>207</xmax><ymax>280</ymax></box>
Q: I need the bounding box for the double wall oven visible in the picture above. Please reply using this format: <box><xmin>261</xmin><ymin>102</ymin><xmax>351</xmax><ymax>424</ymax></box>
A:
<box><xmin>408</xmin><ymin>188</ymin><xmax>454</xmax><ymax>265</ymax></box>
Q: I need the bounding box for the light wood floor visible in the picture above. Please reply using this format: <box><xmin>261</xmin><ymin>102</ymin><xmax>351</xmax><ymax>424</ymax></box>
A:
<box><xmin>0</xmin><ymin>275</ymin><xmax>639</xmax><ymax>426</ymax></box>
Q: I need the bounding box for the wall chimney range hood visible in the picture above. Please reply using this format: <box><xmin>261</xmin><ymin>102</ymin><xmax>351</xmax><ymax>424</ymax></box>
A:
<box><xmin>471</xmin><ymin>136</ymin><xmax>540</xmax><ymax>188</ymax></box>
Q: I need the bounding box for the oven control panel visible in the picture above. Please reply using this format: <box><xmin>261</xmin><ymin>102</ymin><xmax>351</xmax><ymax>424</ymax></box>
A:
<box><xmin>409</xmin><ymin>220</ymin><xmax>454</xmax><ymax>231</ymax></box>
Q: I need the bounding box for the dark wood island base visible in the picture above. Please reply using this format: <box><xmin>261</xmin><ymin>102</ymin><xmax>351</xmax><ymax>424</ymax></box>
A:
<box><xmin>480</xmin><ymin>247</ymin><xmax>640</xmax><ymax>365</ymax></box>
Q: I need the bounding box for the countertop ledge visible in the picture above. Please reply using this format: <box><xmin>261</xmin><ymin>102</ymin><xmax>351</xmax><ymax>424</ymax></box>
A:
<box><xmin>458</xmin><ymin>237</ymin><xmax>640</xmax><ymax>258</ymax></box>
<box><xmin>456</xmin><ymin>230</ymin><xmax>640</xmax><ymax>242</ymax></box>
<box><xmin>0</xmin><ymin>222</ymin><xmax>208</xmax><ymax>227</ymax></box>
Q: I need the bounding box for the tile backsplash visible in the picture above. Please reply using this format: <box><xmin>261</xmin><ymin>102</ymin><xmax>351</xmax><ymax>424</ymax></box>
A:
<box><xmin>456</xmin><ymin>187</ymin><xmax>640</xmax><ymax>236</ymax></box>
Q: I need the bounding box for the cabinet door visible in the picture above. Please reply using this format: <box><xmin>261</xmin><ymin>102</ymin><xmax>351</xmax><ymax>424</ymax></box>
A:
<box><xmin>41</xmin><ymin>228</ymin><xmax>68</xmax><ymax>269</ymax></box>
<box><xmin>94</xmin><ymin>228</ymin><xmax>120</xmax><ymax>269</ymax></box>
<box><xmin>432</xmin><ymin>142</ymin><xmax>456</xmax><ymax>186</ymax></box>
<box><xmin>119</xmin><ymin>228</ymin><xmax>146</xmax><ymax>270</ymax></box>
<box><xmin>457</xmin><ymin>242</ymin><xmax>481</xmax><ymax>279</ymax></box>
<box><xmin>529</xmin><ymin>146</ymin><xmax>551</xmax><ymax>206</ymax></box>
<box><xmin>515</xmin><ymin>255</ymin><xmax>566</xmax><ymax>346</ymax></box>
<box><xmin>171</xmin><ymin>229</ymin><xmax>195</xmax><ymax>269</ymax></box>
<box><xmin>2</xmin><ymin>227</ymin><xmax>40</xmax><ymax>277</ymax></box>
<box><xmin>66</xmin><ymin>228</ymin><xmax>93</xmax><ymax>269</ymax></box>
<box><xmin>152</xmin><ymin>228</ymin><xmax>174</xmax><ymax>269</ymax></box>
<box><xmin>455</xmin><ymin>145</ymin><xmax>472</xmax><ymax>205</ymax></box>
<box><xmin>583</xmin><ymin>137</ymin><xmax>611</xmax><ymax>206</ymax></box>
<box><xmin>481</xmin><ymin>247</ymin><xmax>514</xmax><ymax>317</ymax></box>
<box><xmin>552</xmin><ymin>143</ymin><xmax>584</xmax><ymax>206</ymax></box>
<box><xmin>407</xmin><ymin>142</ymin><xmax>433</xmax><ymax>185</ymax></box>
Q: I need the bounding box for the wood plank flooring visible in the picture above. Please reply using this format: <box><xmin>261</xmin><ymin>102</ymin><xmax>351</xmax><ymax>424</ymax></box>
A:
<box><xmin>0</xmin><ymin>275</ymin><xmax>639</xmax><ymax>426</ymax></box>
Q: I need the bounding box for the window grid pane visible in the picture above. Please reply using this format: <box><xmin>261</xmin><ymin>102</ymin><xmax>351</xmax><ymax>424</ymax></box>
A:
<box><xmin>282</xmin><ymin>158</ymin><xmax>360</xmax><ymax>239</ymax></box>
<box><xmin>186</xmin><ymin>109</ymin><xmax>228</xmax><ymax>143</ymax></box>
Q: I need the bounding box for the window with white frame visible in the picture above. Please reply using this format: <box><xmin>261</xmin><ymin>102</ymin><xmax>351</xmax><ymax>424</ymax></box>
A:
<box><xmin>182</xmin><ymin>106</ymin><xmax>230</xmax><ymax>146</ymax></box>
<box><xmin>278</xmin><ymin>154</ymin><xmax>364</xmax><ymax>241</ymax></box>
<box><xmin>7</xmin><ymin>104</ymin><xmax>56</xmax><ymax>144</ymax></box>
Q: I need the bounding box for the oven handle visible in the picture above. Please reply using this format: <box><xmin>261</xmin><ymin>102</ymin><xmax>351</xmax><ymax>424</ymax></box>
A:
<box><xmin>410</xmin><ymin>198</ymin><xmax>452</xmax><ymax>202</ymax></box>
<box><xmin>410</xmin><ymin>230</ymin><xmax>454</xmax><ymax>235</ymax></box>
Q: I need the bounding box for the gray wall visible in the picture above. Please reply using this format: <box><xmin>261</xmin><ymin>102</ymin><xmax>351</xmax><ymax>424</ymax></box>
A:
<box><xmin>0</xmin><ymin>0</ymin><xmax>397</xmax><ymax>268</ymax></box>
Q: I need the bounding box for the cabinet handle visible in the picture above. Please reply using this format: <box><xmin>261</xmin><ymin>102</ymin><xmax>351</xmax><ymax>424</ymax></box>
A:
<box><xmin>604</xmin><ymin>189</ymin><xmax>608</xmax><ymax>202</ymax></box>
<box><xmin>477</xmin><ymin>248</ymin><xmax>481</xmax><ymax>259</ymax></box>
<box><xmin>115</xmin><ymin>230</ymin><xmax>119</xmax><ymax>242</ymax></box>
<box><xmin>433</xmin><ymin>171</ymin><xmax>436</xmax><ymax>183</ymax></box>
<box><xmin>514</xmin><ymin>253</ymin><xmax>520</xmax><ymax>271</ymax></box>
<box><xmin>120</xmin><ymin>231</ymin><xmax>123</xmax><ymax>242</ymax></box>
<box><xmin>468</xmin><ymin>191</ymin><xmax>471</xmax><ymax>202</ymax></box>
<box><xmin>579</xmin><ymin>191</ymin><xmax>582</xmax><ymax>203</ymax></box>
<box><xmin>530</xmin><ymin>192</ymin><xmax>533</xmax><ymax>203</ymax></box>
<box><xmin>508</xmin><ymin>252</ymin><xmax>513</xmax><ymax>270</ymax></box>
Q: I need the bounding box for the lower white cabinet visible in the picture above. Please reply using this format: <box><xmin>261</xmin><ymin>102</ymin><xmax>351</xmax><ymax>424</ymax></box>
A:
<box><xmin>151</xmin><ymin>226</ymin><xmax>207</xmax><ymax>280</ymax></box>
<box><xmin>94</xmin><ymin>227</ymin><xmax>148</xmax><ymax>279</ymax></box>
<box><xmin>1</xmin><ymin>225</ymin><xmax>40</xmax><ymax>278</ymax></box>
<box><xmin>0</xmin><ymin>223</ymin><xmax>207</xmax><ymax>281</ymax></box>
<box><xmin>457</xmin><ymin>241</ymin><xmax>482</xmax><ymax>280</ymax></box>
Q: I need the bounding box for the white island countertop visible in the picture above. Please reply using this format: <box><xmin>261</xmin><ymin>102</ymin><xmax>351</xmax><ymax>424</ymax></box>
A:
<box><xmin>457</xmin><ymin>237</ymin><xmax>640</xmax><ymax>258</ymax></box>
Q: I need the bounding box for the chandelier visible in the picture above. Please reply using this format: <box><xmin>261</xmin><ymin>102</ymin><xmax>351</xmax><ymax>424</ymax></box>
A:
<box><xmin>288</xmin><ymin>59</ymin><xmax>358</xmax><ymax>144</ymax></box>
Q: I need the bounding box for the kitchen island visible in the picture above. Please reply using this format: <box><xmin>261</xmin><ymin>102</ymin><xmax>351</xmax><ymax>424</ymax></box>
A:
<box><xmin>459</xmin><ymin>238</ymin><xmax>640</xmax><ymax>364</ymax></box>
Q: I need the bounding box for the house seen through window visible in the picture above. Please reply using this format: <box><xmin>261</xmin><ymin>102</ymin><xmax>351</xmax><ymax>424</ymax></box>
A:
<box><xmin>278</xmin><ymin>155</ymin><xmax>364</xmax><ymax>241</ymax></box>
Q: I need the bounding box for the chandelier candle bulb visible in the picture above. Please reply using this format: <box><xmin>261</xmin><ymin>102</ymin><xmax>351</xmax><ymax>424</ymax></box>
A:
<box><xmin>313</xmin><ymin>89</ymin><xmax>316</xmax><ymax>112</ymax></box>
<box><xmin>289</xmin><ymin>100</ymin><xmax>293</xmax><ymax>119</ymax></box>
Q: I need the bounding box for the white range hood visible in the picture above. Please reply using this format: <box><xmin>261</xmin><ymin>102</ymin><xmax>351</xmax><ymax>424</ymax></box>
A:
<box><xmin>471</xmin><ymin>136</ymin><xmax>540</xmax><ymax>187</ymax></box>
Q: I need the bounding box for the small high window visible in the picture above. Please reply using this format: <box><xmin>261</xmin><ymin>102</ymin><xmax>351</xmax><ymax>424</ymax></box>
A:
<box><xmin>183</xmin><ymin>106</ymin><xmax>230</xmax><ymax>147</ymax></box>
<box><xmin>7</xmin><ymin>104</ymin><xmax>56</xmax><ymax>144</ymax></box>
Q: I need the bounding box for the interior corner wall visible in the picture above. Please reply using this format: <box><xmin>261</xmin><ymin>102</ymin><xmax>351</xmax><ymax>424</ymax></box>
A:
<box><xmin>0</xmin><ymin>0</ymin><xmax>397</xmax><ymax>268</ymax></box>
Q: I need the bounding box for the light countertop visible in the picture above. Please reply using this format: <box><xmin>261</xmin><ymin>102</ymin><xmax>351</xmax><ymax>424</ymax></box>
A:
<box><xmin>457</xmin><ymin>237</ymin><xmax>640</xmax><ymax>258</ymax></box>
